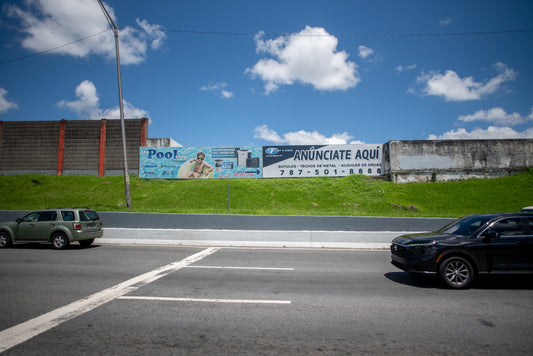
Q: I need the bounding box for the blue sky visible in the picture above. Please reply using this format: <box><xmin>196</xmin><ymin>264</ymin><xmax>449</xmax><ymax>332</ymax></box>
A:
<box><xmin>0</xmin><ymin>0</ymin><xmax>532</xmax><ymax>147</ymax></box>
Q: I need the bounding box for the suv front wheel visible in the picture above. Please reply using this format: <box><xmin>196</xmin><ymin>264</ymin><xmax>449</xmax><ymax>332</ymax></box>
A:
<box><xmin>0</xmin><ymin>231</ymin><xmax>12</xmax><ymax>248</ymax></box>
<box><xmin>51</xmin><ymin>232</ymin><xmax>70</xmax><ymax>250</ymax></box>
<box><xmin>439</xmin><ymin>256</ymin><xmax>475</xmax><ymax>289</ymax></box>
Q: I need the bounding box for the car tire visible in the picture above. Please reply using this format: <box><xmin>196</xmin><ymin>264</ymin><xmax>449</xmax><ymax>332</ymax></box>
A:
<box><xmin>0</xmin><ymin>231</ymin><xmax>12</xmax><ymax>248</ymax></box>
<box><xmin>51</xmin><ymin>232</ymin><xmax>69</xmax><ymax>250</ymax></box>
<box><xmin>439</xmin><ymin>256</ymin><xmax>474</xmax><ymax>289</ymax></box>
<box><xmin>79</xmin><ymin>239</ymin><xmax>94</xmax><ymax>247</ymax></box>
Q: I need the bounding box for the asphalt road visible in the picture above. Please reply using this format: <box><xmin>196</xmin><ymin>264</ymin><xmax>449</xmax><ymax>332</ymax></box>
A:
<box><xmin>0</xmin><ymin>210</ymin><xmax>453</xmax><ymax>232</ymax></box>
<box><xmin>1</xmin><ymin>244</ymin><xmax>532</xmax><ymax>355</ymax></box>
<box><xmin>0</xmin><ymin>210</ymin><xmax>455</xmax><ymax>248</ymax></box>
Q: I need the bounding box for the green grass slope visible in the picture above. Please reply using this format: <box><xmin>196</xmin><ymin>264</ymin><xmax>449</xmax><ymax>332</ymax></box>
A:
<box><xmin>0</xmin><ymin>169</ymin><xmax>531</xmax><ymax>217</ymax></box>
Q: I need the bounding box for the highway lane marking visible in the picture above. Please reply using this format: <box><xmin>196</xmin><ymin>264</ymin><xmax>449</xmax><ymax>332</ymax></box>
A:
<box><xmin>0</xmin><ymin>247</ymin><xmax>219</xmax><ymax>353</ymax></box>
<box><xmin>185</xmin><ymin>265</ymin><xmax>294</xmax><ymax>271</ymax></box>
<box><xmin>118</xmin><ymin>296</ymin><xmax>291</xmax><ymax>305</ymax></box>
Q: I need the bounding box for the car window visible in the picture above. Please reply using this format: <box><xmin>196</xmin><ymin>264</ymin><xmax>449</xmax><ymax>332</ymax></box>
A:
<box><xmin>22</xmin><ymin>212</ymin><xmax>41</xmax><ymax>222</ymax></box>
<box><xmin>61</xmin><ymin>211</ymin><xmax>75</xmax><ymax>221</ymax></box>
<box><xmin>525</xmin><ymin>217</ymin><xmax>533</xmax><ymax>234</ymax></box>
<box><xmin>38</xmin><ymin>211</ymin><xmax>57</xmax><ymax>221</ymax></box>
<box><xmin>79</xmin><ymin>210</ymin><xmax>99</xmax><ymax>221</ymax></box>
<box><xmin>490</xmin><ymin>218</ymin><xmax>524</xmax><ymax>236</ymax></box>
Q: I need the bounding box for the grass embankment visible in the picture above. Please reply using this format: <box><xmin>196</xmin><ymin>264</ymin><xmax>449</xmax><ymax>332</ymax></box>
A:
<box><xmin>0</xmin><ymin>170</ymin><xmax>531</xmax><ymax>218</ymax></box>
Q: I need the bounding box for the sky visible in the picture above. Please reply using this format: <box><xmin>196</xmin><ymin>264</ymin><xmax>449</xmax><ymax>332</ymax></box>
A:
<box><xmin>0</xmin><ymin>0</ymin><xmax>532</xmax><ymax>147</ymax></box>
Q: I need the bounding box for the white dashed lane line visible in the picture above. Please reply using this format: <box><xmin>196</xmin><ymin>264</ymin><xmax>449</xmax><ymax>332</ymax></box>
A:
<box><xmin>0</xmin><ymin>247</ymin><xmax>219</xmax><ymax>353</ymax></box>
<box><xmin>119</xmin><ymin>264</ymin><xmax>295</xmax><ymax>305</ymax></box>
<box><xmin>0</xmin><ymin>248</ymin><xmax>296</xmax><ymax>353</ymax></box>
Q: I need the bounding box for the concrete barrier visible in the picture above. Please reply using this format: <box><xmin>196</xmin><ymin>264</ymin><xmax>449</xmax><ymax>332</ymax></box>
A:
<box><xmin>101</xmin><ymin>228</ymin><xmax>418</xmax><ymax>249</ymax></box>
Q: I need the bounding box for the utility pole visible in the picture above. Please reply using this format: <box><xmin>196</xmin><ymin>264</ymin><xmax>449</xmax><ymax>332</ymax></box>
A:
<box><xmin>97</xmin><ymin>0</ymin><xmax>132</xmax><ymax>209</ymax></box>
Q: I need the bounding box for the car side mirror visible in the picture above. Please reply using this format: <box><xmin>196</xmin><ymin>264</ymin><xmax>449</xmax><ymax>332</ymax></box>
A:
<box><xmin>484</xmin><ymin>231</ymin><xmax>500</xmax><ymax>240</ymax></box>
<box><xmin>16</xmin><ymin>218</ymin><xmax>22</xmax><ymax>224</ymax></box>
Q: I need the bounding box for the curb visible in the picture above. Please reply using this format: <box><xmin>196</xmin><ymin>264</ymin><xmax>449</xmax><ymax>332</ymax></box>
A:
<box><xmin>100</xmin><ymin>228</ymin><xmax>417</xmax><ymax>249</ymax></box>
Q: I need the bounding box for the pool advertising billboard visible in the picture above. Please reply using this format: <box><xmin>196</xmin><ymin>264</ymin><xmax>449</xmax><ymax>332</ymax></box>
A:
<box><xmin>140</xmin><ymin>146</ymin><xmax>262</xmax><ymax>179</ymax></box>
<box><xmin>262</xmin><ymin>144</ymin><xmax>383</xmax><ymax>178</ymax></box>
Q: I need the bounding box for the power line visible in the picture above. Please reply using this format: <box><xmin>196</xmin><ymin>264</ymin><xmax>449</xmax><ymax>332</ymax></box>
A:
<box><xmin>343</xmin><ymin>28</ymin><xmax>533</xmax><ymax>38</ymax></box>
<box><xmin>1</xmin><ymin>27</ymin><xmax>532</xmax><ymax>65</ymax></box>
<box><xmin>0</xmin><ymin>29</ymin><xmax>110</xmax><ymax>65</ymax></box>
<box><xmin>158</xmin><ymin>28</ymin><xmax>533</xmax><ymax>38</ymax></box>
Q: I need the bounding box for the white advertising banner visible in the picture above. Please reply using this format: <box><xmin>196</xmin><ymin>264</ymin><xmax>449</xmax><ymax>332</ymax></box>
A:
<box><xmin>262</xmin><ymin>144</ymin><xmax>383</xmax><ymax>178</ymax></box>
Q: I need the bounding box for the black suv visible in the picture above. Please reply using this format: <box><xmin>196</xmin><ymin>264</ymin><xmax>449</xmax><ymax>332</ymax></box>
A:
<box><xmin>391</xmin><ymin>213</ymin><xmax>533</xmax><ymax>288</ymax></box>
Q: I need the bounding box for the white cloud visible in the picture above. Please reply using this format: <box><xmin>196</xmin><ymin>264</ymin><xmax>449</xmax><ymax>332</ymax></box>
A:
<box><xmin>430</xmin><ymin>106</ymin><xmax>533</xmax><ymax>140</ymax></box>
<box><xmin>418</xmin><ymin>63</ymin><xmax>518</xmax><ymax>101</ymax></box>
<box><xmin>358</xmin><ymin>45</ymin><xmax>374</xmax><ymax>59</ymax></box>
<box><xmin>439</xmin><ymin>17</ymin><xmax>452</xmax><ymax>26</ymax></box>
<box><xmin>5</xmin><ymin>0</ymin><xmax>166</xmax><ymax>65</ymax></box>
<box><xmin>395</xmin><ymin>64</ymin><xmax>417</xmax><ymax>72</ymax></box>
<box><xmin>457</xmin><ymin>107</ymin><xmax>533</xmax><ymax>126</ymax></box>
<box><xmin>200</xmin><ymin>82</ymin><xmax>234</xmax><ymax>99</ymax></box>
<box><xmin>254</xmin><ymin>124</ymin><xmax>360</xmax><ymax>145</ymax></box>
<box><xmin>221</xmin><ymin>90</ymin><xmax>234</xmax><ymax>99</ymax></box>
<box><xmin>254</xmin><ymin>125</ymin><xmax>285</xmax><ymax>144</ymax></box>
<box><xmin>58</xmin><ymin>80</ymin><xmax>100</xmax><ymax>117</ymax></box>
<box><xmin>246</xmin><ymin>26</ymin><xmax>360</xmax><ymax>94</ymax></box>
<box><xmin>0</xmin><ymin>88</ymin><xmax>18</xmax><ymax>114</ymax></box>
<box><xmin>58</xmin><ymin>80</ymin><xmax>149</xmax><ymax>120</ymax></box>
<box><xmin>98</xmin><ymin>101</ymin><xmax>151</xmax><ymax>120</ymax></box>
<box><xmin>136</xmin><ymin>19</ymin><xmax>166</xmax><ymax>50</ymax></box>
<box><xmin>428</xmin><ymin>126</ymin><xmax>533</xmax><ymax>140</ymax></box>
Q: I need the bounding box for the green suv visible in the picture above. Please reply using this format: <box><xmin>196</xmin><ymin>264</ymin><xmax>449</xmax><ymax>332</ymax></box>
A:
<box><xmin>0</xmin><ymin>208</ymin><xmax>103</xmax><ymax>249</ymax></box>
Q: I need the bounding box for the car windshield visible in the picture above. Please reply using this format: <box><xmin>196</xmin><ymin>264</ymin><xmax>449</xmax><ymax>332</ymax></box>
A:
<box><xmin>438</xmin><ymin>215</ymin><xmax>496</xmax><ymax>237</ymax></box>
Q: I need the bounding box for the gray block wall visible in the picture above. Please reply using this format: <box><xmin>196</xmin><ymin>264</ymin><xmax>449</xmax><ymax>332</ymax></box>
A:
<box><xmin>0</xmin><ymin>118</ymin><xmax>147</xmax><ymax>176</ymax></box>
<box><xmin>104</xmin><ymin>119</ymin><xmax>143</xmax><ymax>175</ymax></box>
<box><xmin>63</xmin><ymin>120</ymin><xmax>101</xmax><ymax>175</ymax></box>
<box><xmin>0</xmin><ymin>121</ymin><xmax>60</xmax><ymax>174</ymax></box>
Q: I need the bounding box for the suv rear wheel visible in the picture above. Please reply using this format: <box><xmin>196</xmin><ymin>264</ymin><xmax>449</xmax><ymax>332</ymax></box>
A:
<box><xmin>439</xmin><ymin>256</ymin><xmax>474</xmax><ymax>289</ymax></box>
<box><xmin>51</xmin><ymin>232</ymin><xmax>69</xmax><ymax>250</ymax></box>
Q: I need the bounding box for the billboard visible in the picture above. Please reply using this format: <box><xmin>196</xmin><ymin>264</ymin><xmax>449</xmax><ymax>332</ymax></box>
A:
<box><xmin>139</xmin><ymin>146</ymin><xmax>262</xmax><ymax>179</ymax></box>
<box><xmin>262</xmin><ymin>144</ymin><xmax>382</xmax><ymax>178</ymax></box>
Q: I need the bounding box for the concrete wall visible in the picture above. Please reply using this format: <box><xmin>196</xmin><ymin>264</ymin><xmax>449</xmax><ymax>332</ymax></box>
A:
<box><xmin>62</xmin><ymin>120</ymin><xmax>101</xmax><ymax>175</ymax></box>
<box><xmin>0</xmin><ymin>121</ymin><xmax>60</xmax><ymax>175</ymax></box>
<box><xmin>1</xmin><ymin>119</ymin><xmax>531</xmax><ymax>182</ymax></box>
<box><xmin>102</xmin><ymin>119</ymin><xmax>147</xmax><ymax>175</ymax></box>
<box><xmin>0</xmin><ymin>118</ymin><xmax>148</xmax><ymax>176</ymax></box>
<box><xmin>383</xmin><ymin>139</ymin><xmax>533</xmax><ymax>183</ymax></box>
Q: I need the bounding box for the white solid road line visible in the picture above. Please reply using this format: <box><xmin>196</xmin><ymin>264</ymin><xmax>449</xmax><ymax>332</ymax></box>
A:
<box><xmin>118</xmin><ymin>296</ymin><xmax>292</xmax><ymax>305</ymax></box>
<box><xmin>0</xmin><ymin>247</ymin><xmax>219</xmax><ymax>353</ymax></box>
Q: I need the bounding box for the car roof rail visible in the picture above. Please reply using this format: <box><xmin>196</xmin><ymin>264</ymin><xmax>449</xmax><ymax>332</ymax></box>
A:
<box><xmin>46</xmin><ymin>207</ymin><xmax>91</xmax><ymax>210</ymax></box>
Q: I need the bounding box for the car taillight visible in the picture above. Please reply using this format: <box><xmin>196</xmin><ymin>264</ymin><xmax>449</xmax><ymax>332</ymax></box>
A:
<box><xmin>100</xmin><ymin>221</ymin><xmax>103</xmax><ymax>229</ymax></box>
<box><xmin>73</xmin><ymin>222</ymin><xmax>81</xmax><ymax>230</ymax></box>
